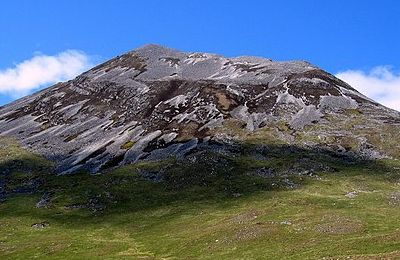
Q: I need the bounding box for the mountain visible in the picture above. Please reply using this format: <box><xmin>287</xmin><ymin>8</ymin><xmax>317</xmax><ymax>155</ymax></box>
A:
<box><xmin>2</xmin><ymin>45</ymin><xmax>400</xmax><ymax>259</ymax></box>
<box><xmin>0</xmin><ymin>44</ymin><xmax>399</xmax><ymax>174</ymax></box>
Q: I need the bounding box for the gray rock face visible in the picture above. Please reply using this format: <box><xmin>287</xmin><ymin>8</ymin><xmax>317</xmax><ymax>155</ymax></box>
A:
<box><xmin>290</xmin><ymin>105</ymin><xmax>323</xmax><ymax>130</ymax></box>
<box><xmin>0</xmin><ymin>44</ymin><xmax>399</xmax><ymax>173</ymax></box>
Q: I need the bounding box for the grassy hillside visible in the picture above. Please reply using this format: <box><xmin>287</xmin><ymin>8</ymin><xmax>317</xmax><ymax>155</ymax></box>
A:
<box><xmin>1</xmin><ymin>137</ymin><xmax>400</xmax><ymax>259</ymax></box>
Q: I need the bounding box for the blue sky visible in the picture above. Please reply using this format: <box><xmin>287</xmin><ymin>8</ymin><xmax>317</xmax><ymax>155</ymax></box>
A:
<box><xmin>1</xmin><ymin>0</ymin><xmax>400</xmax><ymax>109</ymax></box>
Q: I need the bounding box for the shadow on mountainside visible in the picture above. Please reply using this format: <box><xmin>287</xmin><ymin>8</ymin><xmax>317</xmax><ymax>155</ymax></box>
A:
<box><xmin>0</xmin><ymin>139</ymin><xmax>398</xmax><ymax>227</ymax></box>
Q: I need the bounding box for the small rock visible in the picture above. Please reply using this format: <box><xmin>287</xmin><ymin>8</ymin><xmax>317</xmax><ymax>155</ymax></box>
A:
<box><xmin>232</xmin><ymin>193</ymin><xmax>242</xmax><ymax>198</ymax></box>
<box><xmin>36</xmin><ymin>193</ymin><xmax>52</xmax><ymax>208</ymax></box>
<box><xmin>31</xmin><ymin>221</ymin><xmax>50</xmax><ymax>229</ymax></box>
<box><xmin>345</xmin><ymin>191</ymin><xmax>358</xmax><ymax>199</ymax></box>
<box><xmin>282</xmin><ymin>178</ymin><xmax>299</xmax><ymax>189</ymax></box>
<box><xmin>389</xmin><ymin>191</ymin><xmax>400</xmax><ymax>206</ymax></box>
<box><xmin>253</xmin><ymin>167</ymin><xmax>275</xmax><ymax>178</ymax></box>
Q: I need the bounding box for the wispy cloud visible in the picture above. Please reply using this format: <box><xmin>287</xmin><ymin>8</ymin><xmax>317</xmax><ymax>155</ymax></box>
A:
<box><xmin>336</xmin><ymin>66</ymin><xmax>400</xmax><ymax>111</ymax></box>
<box><xmin>0</xmin><ymin>50</ymin><xmax>92</xmax><ymax>97</ymax></box>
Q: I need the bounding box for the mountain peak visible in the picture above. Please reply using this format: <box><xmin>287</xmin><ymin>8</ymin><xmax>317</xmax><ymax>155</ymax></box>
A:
<box><xmin>130</xmin><ymin>43</ymin><xmax>184</xmax><ymax>58</ymax></box>
<box><xmin>133</xmin><ymin>43</ymin><xmax>180</xmax><ymax>53</ymax></box>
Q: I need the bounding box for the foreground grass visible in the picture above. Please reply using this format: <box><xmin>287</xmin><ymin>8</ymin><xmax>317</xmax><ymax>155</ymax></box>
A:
<box><xmin>1</xmin><ymin>138</ymin><xmax>400</xmax><ymax>259</ymax></box>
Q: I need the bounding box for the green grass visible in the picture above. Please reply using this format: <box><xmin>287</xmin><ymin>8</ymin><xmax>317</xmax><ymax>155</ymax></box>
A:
<box><xmin>121</xmin><ymin>141</ymin><xmax>135</xmax><ymax>150</ymax></box>
<box><xmin>1</xmin><ymin>137</ymin><xmax>400</xmax><ymax>259</ymax></box>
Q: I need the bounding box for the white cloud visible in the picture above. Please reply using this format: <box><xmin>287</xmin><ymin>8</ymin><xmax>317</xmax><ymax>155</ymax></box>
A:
<box><xmin>0</xmin><ymin>50</ymin><xmax>92</xmax><ymax>97</ymax></box>
<box><xmin>336</xmin><ymin>66</ymin><xmax>400</xmax><ymax>111</ymax></box>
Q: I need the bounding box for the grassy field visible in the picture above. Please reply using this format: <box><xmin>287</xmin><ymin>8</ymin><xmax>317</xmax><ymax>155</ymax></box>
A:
<box><xmin>1</xmin><ymin>137</ymin><xmax>400</xmax><ymax>259</ymax></box>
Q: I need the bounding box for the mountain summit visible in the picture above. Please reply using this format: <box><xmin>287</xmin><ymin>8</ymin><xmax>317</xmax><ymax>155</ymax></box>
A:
<box><xmin>0</xmin><ymin>44</ymin><xmax>399</xmax><ymax>173</ymax></box>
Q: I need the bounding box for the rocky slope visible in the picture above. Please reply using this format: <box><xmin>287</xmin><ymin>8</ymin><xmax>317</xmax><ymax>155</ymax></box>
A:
<box><xmin>0</xmin><ymin>44</ymin><xmax>399</xmax><ymax>173</ymax></box>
